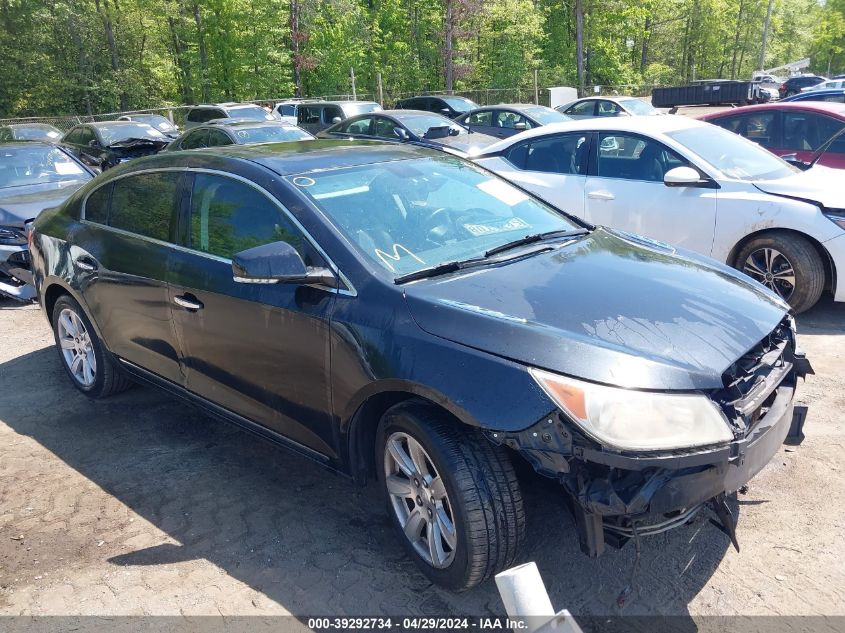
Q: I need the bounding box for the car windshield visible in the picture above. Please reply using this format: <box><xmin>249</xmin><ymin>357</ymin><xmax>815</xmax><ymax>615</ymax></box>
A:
<box><xmin>667</xmin><ymin>125</ymin><xmax>797</xmax><ymax>181</ymax></box>
<box><xmin>231</xmin><ymin>125</ymin><xmax>313</xmax><ymax>143</ymax></box>
<box><xmin>228</xmin><ymin>106</ymin><xmax>274</xmax><ymax>121</ymax></box>
<box><xmin>0</xmin><ymin>146</ymin><xmax>89</xmax><ymax>188</ymax></box>
<box><xmin>396</xmin><ymin>113</ymin><xmax>465</xmax><ymax>137</ymax></box>
<box><xmin>518</xmin><ymin>106</ymin><xmax>570</xmax><ymax>124</ymax></box>
<box><xmin>291</xmin><ymin>155</ymin><xmax>580</xmax><ymax>277</ymax></box>
<box><xmin>620</xmin><ymin>99</ymin><xmax>657</xmax><ymax>115</ymax></box>
<box><xmin>443</xmin><ymin>97</ymin><xmax>478</xmax><ymax>112</ymax></box>
<box><xmin>342</xmin><ymin>103</ymin><xmax>383</xmax><ymax>116</ymax></box>
<box><xmin>13</xmin><ymin>125</ymin><xmax>62</xmax><ymax>141</ymax></box>
<box><xmin>99</xmin><ymin>123</ymin><xmax>166</xmax><ymax>145</ymax></box>
<box><xmin>133</xmin><ymin>115</ymin><xmax>177</xmax><ymax>133</ymax></box>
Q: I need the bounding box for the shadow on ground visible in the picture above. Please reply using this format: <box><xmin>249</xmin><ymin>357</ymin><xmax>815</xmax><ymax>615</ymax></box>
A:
<box><xmin>796</xmin><ymin>297</ymin><xmax>845</xmax><ymax>336</ymax></box>
<box><xmin>0</xmin><ymin>336</ymin><xmax>737</xmax><ymax>621</ymax></box>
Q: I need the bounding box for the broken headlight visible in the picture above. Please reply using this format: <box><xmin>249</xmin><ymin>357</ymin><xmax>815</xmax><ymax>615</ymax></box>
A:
<box><xmin>529</xmin><ymin>368</ymin><xmax>733</xmax><ymax>451</ymax></box>
<box><xmin>0</xmin><ymin>226</ymin><xmax>27</xmax><ymax>246</ymax></box>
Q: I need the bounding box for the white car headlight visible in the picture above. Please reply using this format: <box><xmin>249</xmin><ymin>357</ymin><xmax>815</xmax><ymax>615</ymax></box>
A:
<box><xmin>530</xmin><ymin>368</ymin><xmax>733</xmax><ymax>451</ymax></box>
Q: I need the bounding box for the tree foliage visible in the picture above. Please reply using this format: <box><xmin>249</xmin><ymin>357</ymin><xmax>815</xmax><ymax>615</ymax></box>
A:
<box><xmin>0</xmin><ymin>0</ymin><xmax>837</xmax><ymax>116</ymax></box>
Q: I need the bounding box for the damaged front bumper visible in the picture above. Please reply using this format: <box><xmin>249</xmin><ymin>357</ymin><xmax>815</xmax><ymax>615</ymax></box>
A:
<box><xmin>0</xmin><ymin>244</ymin><xmax>35</xmax><ymax>301</ymax></box>
<box><xmin>489</xmin><ymin>327</ymin><xmax>813</xmax><ymax>557</ymax></box>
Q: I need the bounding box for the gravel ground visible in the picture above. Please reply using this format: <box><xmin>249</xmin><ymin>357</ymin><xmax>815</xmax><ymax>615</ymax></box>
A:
<box><xmin>0</xmin><ymin>295</ymin><xmax>843</xmax><ymax>620</ymax></box>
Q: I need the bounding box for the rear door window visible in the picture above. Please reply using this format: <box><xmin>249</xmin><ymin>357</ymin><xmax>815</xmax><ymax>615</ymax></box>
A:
<box><xmin>109</xmin><ymin>172</ymin><xmax>181</xmax><ymax>241</ymax></box>
<box><xmin>179</xmin><ymin>129</ymin><xmax>209</xmax><ymax>150</ymax></box>
<box><xmin>565</xmin><ymin>101</ymin><xmax>596</xmax><ymax>117</ymax></box>
<box><xmin>506</xmin><ymin>133</ymin><xmax>591</xmax><ymax>174</ymax></box>
<box><xmin>84</xmin><ymin>183</ymin><xmax>113</xmax><ymax>224</ymax></box>
<box><xmin>711</xmin><ymin>112</ymin><xmax>778</xmax><ymax>148</ymax></box>
<box><xmin>206</xmin><ymin>129</ymin><xmax>233</xmax><ymax>146</ymax></box>
<box><xmin>466</xmin><ymin>110</ymin><xmax>493</xmax><ymax>126</ymax></box>
<box><xmin>596</xmin><ymin>100</ymin><xmax>622</xmax><ymax>117</ymax></box>
<box><xmin>299</xmin><ymin>106</ymin><xmax>321</xmax><ymax>125</ymax></box>
<box><xmin>339</xmin><ymin>117</ymin><xmax>374</xmax><ymax>135</ymax></box>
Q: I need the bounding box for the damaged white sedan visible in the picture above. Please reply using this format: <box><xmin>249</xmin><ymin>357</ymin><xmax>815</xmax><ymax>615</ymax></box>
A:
<box><xmin>471</xmin><ymin>116</ymin><xmax>845</xmax><ymax>313</ymax></box>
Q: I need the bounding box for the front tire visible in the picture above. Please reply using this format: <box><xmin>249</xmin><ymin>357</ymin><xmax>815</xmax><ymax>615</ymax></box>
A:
<box><xmin>735</xmin><ymin>232</ymin><xmax>825</xmax><ymax>313</ymax></box>
<box><xmin>51</xmin><ymin>295</ymin><xmax>133</xmax><ymax>398</ymax></box>
<box><xmin>377</xmin><ymin>401</ymin><xmax>525</xmax><ymax>591</ymax></box>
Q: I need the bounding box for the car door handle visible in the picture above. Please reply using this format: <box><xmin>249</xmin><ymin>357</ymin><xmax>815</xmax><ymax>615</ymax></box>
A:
<box><xmin>587</xmin><ymin>190</ymin><xmax>616</xmax><ymax>201</ymax></box>
<box><xmin>173</xmin><ymin>294</ymin><xmax>204</xmax><ymax>311</ymax></box>
<box><xmin>74</xmin><ymin>255</ymin><xmax>98</xmax><ymax>272</ymax></box>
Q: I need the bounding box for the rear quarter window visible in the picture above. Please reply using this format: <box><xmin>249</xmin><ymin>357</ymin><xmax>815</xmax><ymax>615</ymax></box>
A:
<box><xmin>109</xmin><ymin>172</ymin><xmax>181</xmax><ymax>241</ymax></box>
<box><xmin>84</xmin><ymin>183</ymin><xmax>112</xmax><ymax>224</ymax></box>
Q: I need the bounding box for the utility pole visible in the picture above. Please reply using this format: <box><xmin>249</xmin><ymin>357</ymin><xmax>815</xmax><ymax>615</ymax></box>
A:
<box><xmin>351</xmin><ymin>67</ymin><xmax>357</xmax><ymax>100</ymax></box>
<box><xmin>534</xmin><ymin>68</ymin><xmax>539</xmax><ymax>105</ymax></box>
<box><xmin>377</xmin><ymin>72</ymin><xmax>384</xmax><ymax>106</ymax></box>
<box><xmin>575</xmin><ymin>0</ymin><xmax>585</xmax><ymax>96</ymax></box>
<box><xmin>759</xmin><ymin>0</ymin><xmax>774</xmax><ymax>71</ymax></box>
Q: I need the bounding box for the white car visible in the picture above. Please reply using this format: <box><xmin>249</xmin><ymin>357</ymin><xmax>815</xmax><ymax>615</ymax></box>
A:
<box><xmin>471</xmin><ymin>116</ymin><xmax>845</xmax><ymax>312</ymax></box>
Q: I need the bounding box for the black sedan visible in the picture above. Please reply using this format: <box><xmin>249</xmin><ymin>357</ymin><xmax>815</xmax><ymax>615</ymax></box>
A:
<box><xmin>0</xmin><ymin>123</ymin><xmax>64</xmax><ymax>143</ymax></box>
<box><xmin>60</xmin><ymin>121</ymin><xmax>169</xmax><ymax>170</ymax></box>
<box><xmin>166</xmin><ymin>120</ymin><xmax>314</xmax><ymax>151</ymax></box>
<box><xmin>317</xmin><ymin>110</ymin><xmax>497</xmax><ymax>156</ymax></box>
<box><xmin>0</xmin><ymin>142</ymin><xmax>93</xmax><ymax>300</ymax></box>
<box><xmin>32</xmin><ymin>141</ymin><xmax>808</xmax><ymax>592</ymax></box>
<box><xmin>455</xmin><ymin>104</ymin><xmax>570</xmax><ymax>138</ymax></box>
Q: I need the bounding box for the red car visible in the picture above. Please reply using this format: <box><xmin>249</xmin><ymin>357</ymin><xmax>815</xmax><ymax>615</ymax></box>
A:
<box><xmin>701</xmin><ymin>102</ymin><xmax>845</xmax><ymax>170</ymax></box>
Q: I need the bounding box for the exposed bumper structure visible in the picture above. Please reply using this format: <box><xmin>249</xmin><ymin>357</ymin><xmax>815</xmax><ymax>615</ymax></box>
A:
<box><xmin>0</xmin><ymin>244</ymin><xmax>35</xmax><ymax>301</ymax></box>
<box><xmin>490</xmin><ymin>320</ymin><xmax>812</xmax><ymax>556</ymax></box>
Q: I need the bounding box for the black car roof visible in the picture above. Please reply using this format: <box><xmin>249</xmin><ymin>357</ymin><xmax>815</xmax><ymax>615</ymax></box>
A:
<box><xmin>118</xmin><ymin>140</ymin><xmax>442</xmax><ymax>177</ymax></box>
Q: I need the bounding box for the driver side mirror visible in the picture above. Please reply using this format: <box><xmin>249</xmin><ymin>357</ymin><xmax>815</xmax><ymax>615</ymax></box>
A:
<box><xmin>664</xmin><ymin>166</ymin><xmax>707</xmax><ymax>187</ymax></box>
<box><xmin>232</xmin><ymin>241</ymin><xmax>337</xmax><ymax>287</ymax></box>
<box><xmin>88</xmin><ymin>139</ymin><xmax>100</xmax><ymax>148</ymax></box>
<box><xmin>780</xmin><ymin>153</ymin><xmax>812</xmax><ymax>171</ymax></box>
<box><xmin>393</xmin><ymin>127</ymin><xmax>410</xmax><ymax>141</ymax></box>
<box><xmin>513</xmin><ymin>122</ymin><xmax>527</xmax><ymax>130</ymax></box>
<box><xmin>331</xmin><ymin>116</ymin><xmax>342</xmax><ymax>124</ymax></box>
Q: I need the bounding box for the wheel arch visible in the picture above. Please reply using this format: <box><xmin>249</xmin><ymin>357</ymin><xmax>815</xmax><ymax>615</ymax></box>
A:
<box><xmin>344</xmin><ymin>382</ymin><xmax>479</xmax><ymax>486</ymax></box>
<box><xmin>728</xmin><ymin>228</ymin><xmax>836</xmax><ymax>295</ymax></box>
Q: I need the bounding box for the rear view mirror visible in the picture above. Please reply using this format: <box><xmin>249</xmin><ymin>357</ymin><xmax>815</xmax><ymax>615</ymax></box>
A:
<box><xmin>232</xmin><ymin>241</ymin><xmax>336</xmax><ymax>287</ymax></box>
<box><xmin>663</xmin><ymin>166</ymin><xmax>704</xmax><ymax>187</ymax></box>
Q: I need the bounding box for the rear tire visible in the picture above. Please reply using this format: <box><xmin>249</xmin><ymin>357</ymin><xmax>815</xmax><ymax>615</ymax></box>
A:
<box><xmin>51</xmin><ymin>295</ymin><xmax>133</xmax><ymax>398</ymax></box>
<box><xmin>377</xmin><ymin>400</ymin><xmax>525</xmax><ymax>591</ymax></box>
<box><xmin>734</xmin><ymin>232</ymin><xmax>825</xmax><ymax>313</ymax></box>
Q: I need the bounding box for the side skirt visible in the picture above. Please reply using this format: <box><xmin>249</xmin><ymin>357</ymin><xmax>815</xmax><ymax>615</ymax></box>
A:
<box><xmin>116</xmin><ymin>358</ymin><xmax>347</xmax><ymax>476</ymax></box>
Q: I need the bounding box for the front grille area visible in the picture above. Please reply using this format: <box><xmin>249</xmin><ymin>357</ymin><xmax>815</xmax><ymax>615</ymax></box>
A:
<box><xmin>711</xmin><ymin>318</ymin><xmax>793</xmax><ymax>435</ymax></box>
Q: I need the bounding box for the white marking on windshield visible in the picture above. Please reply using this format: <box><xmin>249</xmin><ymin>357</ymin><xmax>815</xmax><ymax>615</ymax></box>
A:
<box><xmin>374</xmin><ymin>244</ymin><xmax>425</xmax><ymax>272</ymax></box>
<box><xmin>312</xmin><ymin>185</ymin><xmax>369</xmax><ymax>199</ymax></box>
<box><xmin>476</xmin><ymin>179</ymin><xmax>528</xmax><ymax>206</ymax></box>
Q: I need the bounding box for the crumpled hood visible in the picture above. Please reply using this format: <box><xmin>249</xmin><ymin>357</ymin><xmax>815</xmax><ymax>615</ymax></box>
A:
<box><xmin>754</xmin><ymin>164</ymin><xmax>843</xmax><ymax>209</ymax></box>
<box><xmin>403</xmin><ymin>229</ymin><xmax>788</xmax><ymax>390</ymax></box>
<box><xmin>0</xmin><ymin>179</ymin><xmax>89</xmax><ymax>227</ymax></box>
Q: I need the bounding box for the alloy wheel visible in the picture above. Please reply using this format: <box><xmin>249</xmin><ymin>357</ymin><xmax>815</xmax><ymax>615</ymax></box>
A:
<box><xmin>57</xmin><ymin>308</ymin><xmax>97</xmax><ymax>387</ymax></box>
<box><xmin>743</xmin><ymin>247</ymin><xmax>796</xmax><ymax>301</ymax></box>
<box><xmin>384</xmin><ymin>432</ymin><xmax>457</xmax><ymax>569</ymax></box>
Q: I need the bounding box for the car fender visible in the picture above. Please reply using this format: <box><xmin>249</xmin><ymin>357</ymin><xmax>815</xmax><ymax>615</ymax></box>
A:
<box><xmin>712</xmin><ymin>185</ymin><xmax>841</xmax><ymax>265</ymax></box>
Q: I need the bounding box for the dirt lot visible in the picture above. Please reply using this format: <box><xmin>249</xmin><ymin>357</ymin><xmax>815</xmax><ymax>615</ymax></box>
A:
<box><xmin>0</xmin><ymin>295</ymin><xmax>843</xmax><ymax>620</ymax></box>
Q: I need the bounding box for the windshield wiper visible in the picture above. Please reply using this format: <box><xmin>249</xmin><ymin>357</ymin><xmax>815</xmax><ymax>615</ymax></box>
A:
<box><xmin>483</xmin><ymin>229</ymin><xmax>589</xmax><ymax>258</ymax></box>
<box><xmin>394</xmin><ymin>256</ymin><xmax>490</xmax><ymax>284</ymax></box>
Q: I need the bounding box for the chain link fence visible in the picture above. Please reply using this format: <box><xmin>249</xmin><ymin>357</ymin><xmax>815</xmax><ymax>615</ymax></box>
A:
<box><xmin>0</xmin><ymin>85</ymin><xmax>659</xmax><ymax>130</ymax></box>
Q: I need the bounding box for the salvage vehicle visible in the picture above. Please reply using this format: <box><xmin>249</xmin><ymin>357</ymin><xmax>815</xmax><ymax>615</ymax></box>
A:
<box><xmin>701</xmin><ymin>102</ymin><xmax>845</xmax><ymax>170</ymax></box>
<box><xmin>183</xmin><ymin>102</ymin><xmax>278</xmax><ymax>129</ymax></box>
<box><xmin>296</xmin><ymin>101</ymin><xmax>383</xmax><ymax>135</ymax></box>
<box><xmin>471</xmin><ymin>116</ymin><xmax>845</xmax><ymax>313</ymax></box>
<box><xmin>317</xmin><ymin>110</ymin><xmax>496</xmax><ymax>156</ymax></box>
<box><xmin>395</xmin><ymin>95</ymin><xmax>479</xmax><ymax>119</ymax></box>
<box><xmin>32</xmin><ymin>141</ymin><xmax>810</xmax><ymax>591</ymax></box>
<box><xmin>0</xmin><ymin>141</ymin><xmax>93</xmax><ymax>300</ymax></box>
<box><xmin>0</xmin><ymin>123</ymin><xmax>63</xmax><ymax>142</ymax></box>
<box><xmin>455</xmin><ymin>104</ymin><xmax>570</xmax><ymax>139</ymax></box>
<box><xmin>555</xmin><ymin>96</ymin><xmax>659</xmax><ymax>119</ymax></box>
<box><xmin>60</xmin><ymin>121</ymin><xmax>170</xmax><ymax>171</ymax></box>
<box><xmin>165</xmin><ymin>120</ymin><xmax>314</xmax><ymax>151</ymax></box>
